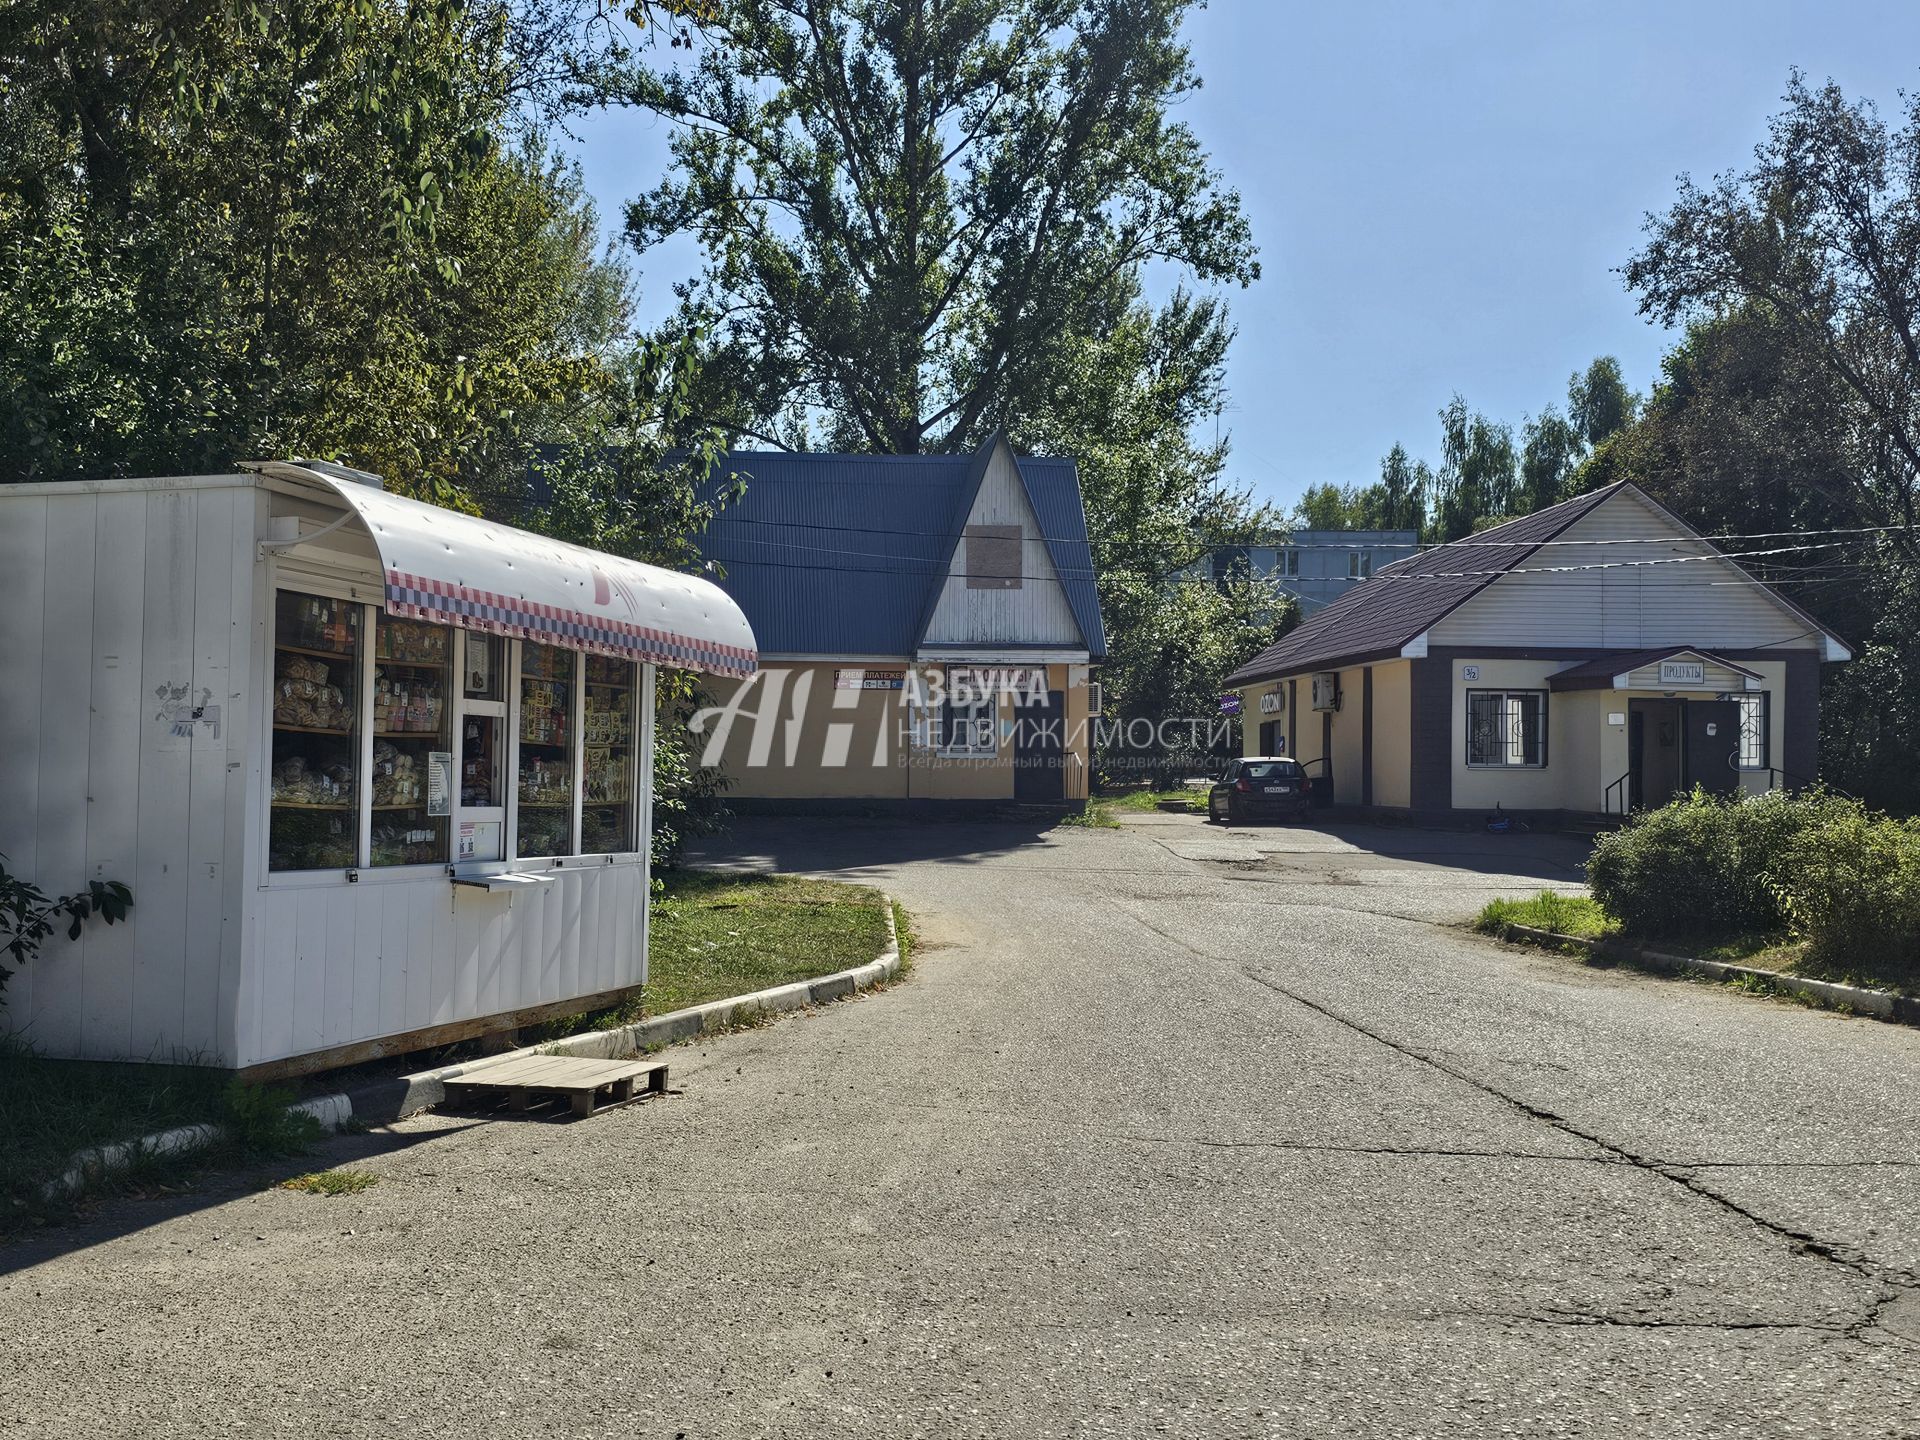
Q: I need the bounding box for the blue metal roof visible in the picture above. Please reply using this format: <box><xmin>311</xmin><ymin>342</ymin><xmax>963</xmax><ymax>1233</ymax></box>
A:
<box><xmin>693</xmin><ymin>436</ymin><xmax>1106</xmax><ymax>659</ymax></box>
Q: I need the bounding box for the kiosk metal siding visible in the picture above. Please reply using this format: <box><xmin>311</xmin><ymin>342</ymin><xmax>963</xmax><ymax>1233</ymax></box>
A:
<box><xmin>0</xmin><ymin>481</ymin><xmax>258</xmax><ymax>1064</ymax></box>
<box><xmin>2</xmin><ymin>477</ymin><xmax>668</xmax><ymax>1071</ymax></box>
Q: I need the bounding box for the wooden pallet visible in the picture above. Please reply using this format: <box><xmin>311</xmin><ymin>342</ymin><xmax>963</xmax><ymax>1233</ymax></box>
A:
<box><xmin>442</xmin><ymin>1054</ymin><xmax>669</xmax><ymax>1119</ymax></box>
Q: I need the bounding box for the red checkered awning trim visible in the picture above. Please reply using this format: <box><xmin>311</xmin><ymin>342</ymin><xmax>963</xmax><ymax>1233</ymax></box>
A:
<box><xmin>386</xmin><ymin>569</ymin><xmax>757</xmax><ymax>677</ymax></box>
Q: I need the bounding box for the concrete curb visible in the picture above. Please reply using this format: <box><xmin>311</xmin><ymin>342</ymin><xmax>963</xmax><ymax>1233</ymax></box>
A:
<box><xmin>43</xmin><ymin>1093</ymin><xmax>360</xmax><ymax>1199</ymax></box>
<box><xmin>46</xmin><ymin>895</ymin><xmax>903</xmax><ymax>1196</ymax></box>
<box><xmin>1498</xmin><ymin>922</ymin><xmax>1920</xmax><ymax>1025</ymax></box>
<box><xmin>341</xmin><ymin>892</ymin><xmax>903</xmax><ymax>1125</ymax></box>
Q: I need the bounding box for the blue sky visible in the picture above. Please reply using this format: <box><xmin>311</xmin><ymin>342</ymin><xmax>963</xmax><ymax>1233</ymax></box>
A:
<box><xmin>564</xmin><ymin>1</ymin><xmax>1920</xmax><ymax>512</ymax></box>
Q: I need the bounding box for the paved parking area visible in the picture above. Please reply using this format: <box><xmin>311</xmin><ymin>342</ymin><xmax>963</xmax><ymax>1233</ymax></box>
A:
<box><xmin>1130</xmin><ymin>809</ymin><xmax>1594</xmax><ymax>921</ymax></box>
<box><xmin>4</xmin><ymin>813</ymin><xmax>1918</xmax><ymax>1438</ymax></box>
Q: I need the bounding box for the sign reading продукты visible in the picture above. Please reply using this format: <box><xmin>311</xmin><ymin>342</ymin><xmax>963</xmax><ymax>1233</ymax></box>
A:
<box><xmin>1658</xmin><ymin>659</ymin><xmax>1706</xmax><ymax>685</ymax></box>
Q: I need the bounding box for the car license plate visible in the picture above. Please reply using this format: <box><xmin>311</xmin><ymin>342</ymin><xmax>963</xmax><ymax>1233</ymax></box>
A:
<box><xmin>1264</xmin><ymin>784</ymin><xmax>1293</xmax><ymax>794</ymax></box>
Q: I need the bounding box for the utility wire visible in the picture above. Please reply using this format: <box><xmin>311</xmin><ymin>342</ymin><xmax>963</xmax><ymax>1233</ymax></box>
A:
<box><xmin>702</xmin><ymin>538</ymin><xmax>1867</xmax><ymax>585</ymax></box>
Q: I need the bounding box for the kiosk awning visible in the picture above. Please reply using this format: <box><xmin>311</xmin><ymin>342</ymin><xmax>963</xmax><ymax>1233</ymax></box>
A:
<box><xmin>249</xmin><ymin>461</ymin><xmax>757</xmax><ymax>678</ymax></box>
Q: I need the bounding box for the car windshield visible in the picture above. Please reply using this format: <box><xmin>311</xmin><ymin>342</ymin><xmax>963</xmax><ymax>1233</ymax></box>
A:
<box><xmin>1242</xmin><ymin>761</ymin><xmax>1302</xmax><ymax>780</ymax></box>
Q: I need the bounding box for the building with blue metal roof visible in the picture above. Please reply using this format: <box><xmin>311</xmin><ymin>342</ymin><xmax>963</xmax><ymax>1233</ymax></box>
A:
<box><xmin>688</xmin><ymin>434</ymin><xmax>1105</xmax><ymax>809</ymax></box>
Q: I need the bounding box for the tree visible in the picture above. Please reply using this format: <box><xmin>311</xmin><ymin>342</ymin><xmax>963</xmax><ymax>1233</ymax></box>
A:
<box><xmin>1518</xmin><ymin>405</ymin><xmax>1582</xmax><ymax>513</ymax></box>
<box><xmin>1427</xmin><ymin>395</ymin><xmax>1517</xmax><ymax>541</ymax></box>
<box><xmin>1096</xmin><ymin>572</ymin><xmax>1293</xmax><ymax>788</ymax></box>
<box><xmin>0</xmin><ymin>0</ymin><xmax>628</xmax><ymax>495</ymax></box>
<box><xmin>618</xmin><ymin>0</ymin><xmax>1258</xmax><ymax>453</ymax></box>
<box><xmin>1624</xmin><ymin>71</ymin><xmax>1920</xmax><ymax>565</ymax></box>
<box><xmin>1620</xmin><ymin>73</ymin><xmax>1920</xmax><ymax>809</ymax></box>
<box><xmin>1292</xmin><ymin>483</ymin><xmax>1365</xmax><ymax>531</ymax></box>
<box><xmin>1007</xmin><ymin>275</ymin><xmax>1282</xmax><ymax>783</ymax></box>
<box><xmin>1567</xmin><ymin>356</ymin><xmax>1637</xmax><ymax>449</ymax></box>
<box><xmin>1373</xmin><ymin>443</ymin><xmax>1430</xmax><ymax>532</ymax></box>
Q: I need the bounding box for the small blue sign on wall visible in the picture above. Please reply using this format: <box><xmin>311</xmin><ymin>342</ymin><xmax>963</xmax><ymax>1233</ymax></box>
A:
<box><xmin>1218</xmin><ymin>694</ymin><xmax>1243</xmax><ymax>716</ymax></box>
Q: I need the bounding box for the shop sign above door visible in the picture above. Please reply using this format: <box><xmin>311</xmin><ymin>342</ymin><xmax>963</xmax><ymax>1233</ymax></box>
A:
<box><xmin>1658</xmin><ymin>659</ymin><xmax>1706</xmax><ymax>685</ymax></box>
<box><xmin>834</xmin><ymin>668</ymin><xmax>906</xmax><ymax>690</ymax></box>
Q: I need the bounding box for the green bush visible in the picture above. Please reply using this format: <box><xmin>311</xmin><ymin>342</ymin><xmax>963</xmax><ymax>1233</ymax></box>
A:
<box><xmin>1585</xmin><ymin>787</ymin><xmax>1851</xmax><ymax>937</ymax></box>
<box><xmin>1774</xmin><ymin>806</ymin><xmax>1920</xmax><ymax>970</ymax></box>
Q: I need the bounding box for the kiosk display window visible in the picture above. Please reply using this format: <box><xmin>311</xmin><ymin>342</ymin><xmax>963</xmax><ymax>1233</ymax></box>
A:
<box><xmin>517</xmin><ymin>643</ymin><xmax>575</xmax><ymax>857</ymax></box>
<box><xmin>582</xmin><ymin>656</ymin><xmax>638</xmax><ymax>854</ymax></box>
<box><xmin>269</xmin><ymin>591</ymin><xmax>361</xmax><ymax>871</ymax></box>
<box><xmin>371</xmin><ymin>615</ymin><xmax>453</xmax><ymax>866</ymax></box>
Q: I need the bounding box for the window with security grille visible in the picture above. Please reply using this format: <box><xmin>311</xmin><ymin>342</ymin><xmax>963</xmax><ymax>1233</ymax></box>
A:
<box><xmin>1735</xmin><ymin>693</ymin><xmax>1769</xmax><ymax>770</ymax></box>
<box><xmin>1466</xmin><ymin>690</ymin><xmax>1547</xmax><ymax>768</ymax></box>
<box><xmin>942</xmin><ymin>694</ymin><xmax>996</xmax><ymax>755</ymax></box>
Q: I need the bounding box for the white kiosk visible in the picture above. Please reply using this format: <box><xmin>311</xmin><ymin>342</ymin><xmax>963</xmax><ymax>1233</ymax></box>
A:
<box><xmin>0</xmin><ymin>461</ymin><xmax>757</xmax><ymax>1076</ymax></box>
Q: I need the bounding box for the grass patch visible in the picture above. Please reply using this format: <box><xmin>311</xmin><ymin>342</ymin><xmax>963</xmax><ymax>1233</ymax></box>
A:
<box><xmin>647</xmin><ymin>872</ymin><xmax>891</xmax><ymax>1014</ymax></box>
<box><xmin>1102</xmin><ymin>788</ymin><xmax>1207</xmax><ymax>814</ymax></box>
<box><xmin>0</xmin><ymin>1041</ymin><xmax>321</xmax><ymax>1231</ymax></box>
<box><xmin>1054</xmin><ymin>803</ymin><xmax>1121</xmax><ymax>829</ymax></box>
<box><xmin>1475</xmin><ymin>891</ymin><xmax>1616</xmax><ymax>940</ymax></box>
<box><xmin>281</xmin><ymin>1168</ymin><xmax>379</xmax><ymax>1196</ymax></box>
<box><xmin>525</xmin><ymin>870</ymin><xmax>894</xmax><ymax>1042</ymax></box>
<box><xmin>1777</xmin><ymin>944</ymin><xmax>1919</xmax><ymax>997</ymax></box>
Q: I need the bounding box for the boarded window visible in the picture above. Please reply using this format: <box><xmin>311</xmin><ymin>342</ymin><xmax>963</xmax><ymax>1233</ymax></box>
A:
<box><xmin>964</xmin><ymin>525</ymin><xmax>1023</xmax><ymax>589</ymax></box>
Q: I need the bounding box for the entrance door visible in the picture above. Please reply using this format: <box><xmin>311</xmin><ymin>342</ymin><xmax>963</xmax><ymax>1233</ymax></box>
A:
<box><xmin>1013</xmin><ymin>689</ymin><xmax>1065</xmax><ymax>800</ymax></box>
<box><xmin>1684</xmin><ymin>700</ymin><xmax>1740</xmax><ymax>796</ymax></box>
<box><xmin>1629</xmin><ymin>698</ymin><xmax>1684</xmax><ymax>808</ymax></box>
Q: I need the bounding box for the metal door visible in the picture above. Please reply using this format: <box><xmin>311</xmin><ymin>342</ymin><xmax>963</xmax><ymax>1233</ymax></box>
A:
<box><xmin>1684</xmin><ymin>700</ymin><xmax>1740</xmax><ymax>797</ymax></box>
<box><xmin>1013</xmin><ymin>689</ymin><xmax>1066</xmax><ymax>800</ymax></box>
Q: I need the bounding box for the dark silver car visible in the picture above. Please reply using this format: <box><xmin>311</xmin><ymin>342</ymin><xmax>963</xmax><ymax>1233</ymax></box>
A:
<box><xmin>1207</xmin><ymin>756</ymin><xmax>1310</xmax><ymax>824</ymax></box>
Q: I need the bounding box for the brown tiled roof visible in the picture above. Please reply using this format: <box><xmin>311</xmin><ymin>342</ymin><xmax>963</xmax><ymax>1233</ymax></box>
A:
<box><xmin>1222</xmin><ymin>484</ymin><xmax>1627</xmax><ymax>687</ymax></box>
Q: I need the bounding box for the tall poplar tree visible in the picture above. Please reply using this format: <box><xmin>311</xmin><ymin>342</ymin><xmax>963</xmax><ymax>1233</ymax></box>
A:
<box><xmin>618</xmin><ymin>0</ymin><xmax>1258</xmax><ymax>453</ymax></box>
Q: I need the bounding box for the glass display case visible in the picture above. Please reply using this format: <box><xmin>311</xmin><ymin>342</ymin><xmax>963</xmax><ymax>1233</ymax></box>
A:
<box><xmin>517</xmin><ymin>642</ymin><xmax>575</xmax><ymax>857</ymax></box>
<box><xmin>371</xmin><ymin>615</ymin><xmax>452</xmax><ymax>866</ymax></box>
<box><xmin>269</xmin><ymin>591</ymin><xmax>361</xmax><ymax>871</ymax></box>
<box><xmin>582</xmin><ymin>655</ymin><xmax>638</xmax><ymax>853</ymax></box>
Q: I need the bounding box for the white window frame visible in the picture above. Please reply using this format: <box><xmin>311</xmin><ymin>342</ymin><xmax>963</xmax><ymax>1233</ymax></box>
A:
<box><xmin>1735</xmin><ymin>692</ymin><xmax>1770</xmax><ymax>771</ymax></box>
<box><xmin>1279</xmin><ymin>547</ymin><xmax>1300</xmax><ymax>578</ymax></box>
<box><xmin>1466</xmin><ymin>689</ymin><xmax>1548</xmax><ymax>769</ymax></box>
<box><xmin>941</xmin><ymin>692</ymin><xmax>998</xmax><ymax>757</ymax></box>
<box><xmin>1349</xmin><ymin>550</ymin><xmax>1373</xmax><ymax>579</ymax></box>
<box><xmin>264</xmin><ymin>578</ymin><xmax>648</xmax><ymax>878</ymax></box>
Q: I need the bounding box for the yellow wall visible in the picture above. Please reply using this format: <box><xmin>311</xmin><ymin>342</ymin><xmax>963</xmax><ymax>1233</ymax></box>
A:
<box><xmin>1330</xmin><ymin>667</ymin><xmax>1365</xmax><ymax>804</ymax></box>
<box><xmin>1448</xmin><ymin>657</ymin><xmax>1793</xmax><ymax>812</ymax></box>
<box><xmin>1238</xmin><ymin>654</ymin><xmax>1796</xmax><ymax>815</ymax></box>
<box><xmin>701</xmin><ymin>660</ymin><xmax>1092</xmax><ymax>802</ymax></box>
<box><xmin>1449</xmin><ymin>659</ymin><xmax>1576</xmax><ymax>810</ymax></box>
<box><xmin>1370</xmin><ymin>661</ymin><xmax>1411</xmax><ymax>808</ymax></box>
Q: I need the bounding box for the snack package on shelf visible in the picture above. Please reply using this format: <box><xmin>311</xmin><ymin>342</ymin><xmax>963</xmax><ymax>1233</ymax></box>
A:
<box><xmin>371</xmin><ymin>822</ymin><xmax>441</xmax><ymax>866</ymax></box>
<box><xmin>516</xmin><ymin>757</ymin><xmax>572</xmax><ymax>805</ymax></box>
<box><xmin>373</xmin><ymin>671</ymin><xmax>445</xmax><ymax>734</ymax></box>
<box><xmin>270</xmin><ymin>753</ymin><xmax>355</xmax><ymax>806</ymax></box>
<box><xmin>273</xmin><ymin>653</ymin><xmax>354</xmax><ymax>729</ymax></box>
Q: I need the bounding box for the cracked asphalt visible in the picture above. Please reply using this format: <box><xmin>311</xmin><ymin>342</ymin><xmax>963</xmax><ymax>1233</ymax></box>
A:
<box><xmin>6</xmin><ymin>811</ymin><xmax>1920</xmax><ymax>1438</ymax></box>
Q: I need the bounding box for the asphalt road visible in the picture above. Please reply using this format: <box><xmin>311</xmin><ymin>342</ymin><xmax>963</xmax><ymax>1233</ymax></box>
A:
<box><xmin>6</xmin><ymin>812</ymin><xmax>1920</xmax><ymax>1438</ymax></box>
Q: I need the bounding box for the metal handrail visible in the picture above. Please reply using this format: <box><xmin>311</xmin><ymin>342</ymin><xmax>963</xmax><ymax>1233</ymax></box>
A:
<box><xmin>1603</xmin><ymin>770</ymin><xmax>1631</xmax><ymax>816</ymax></box>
